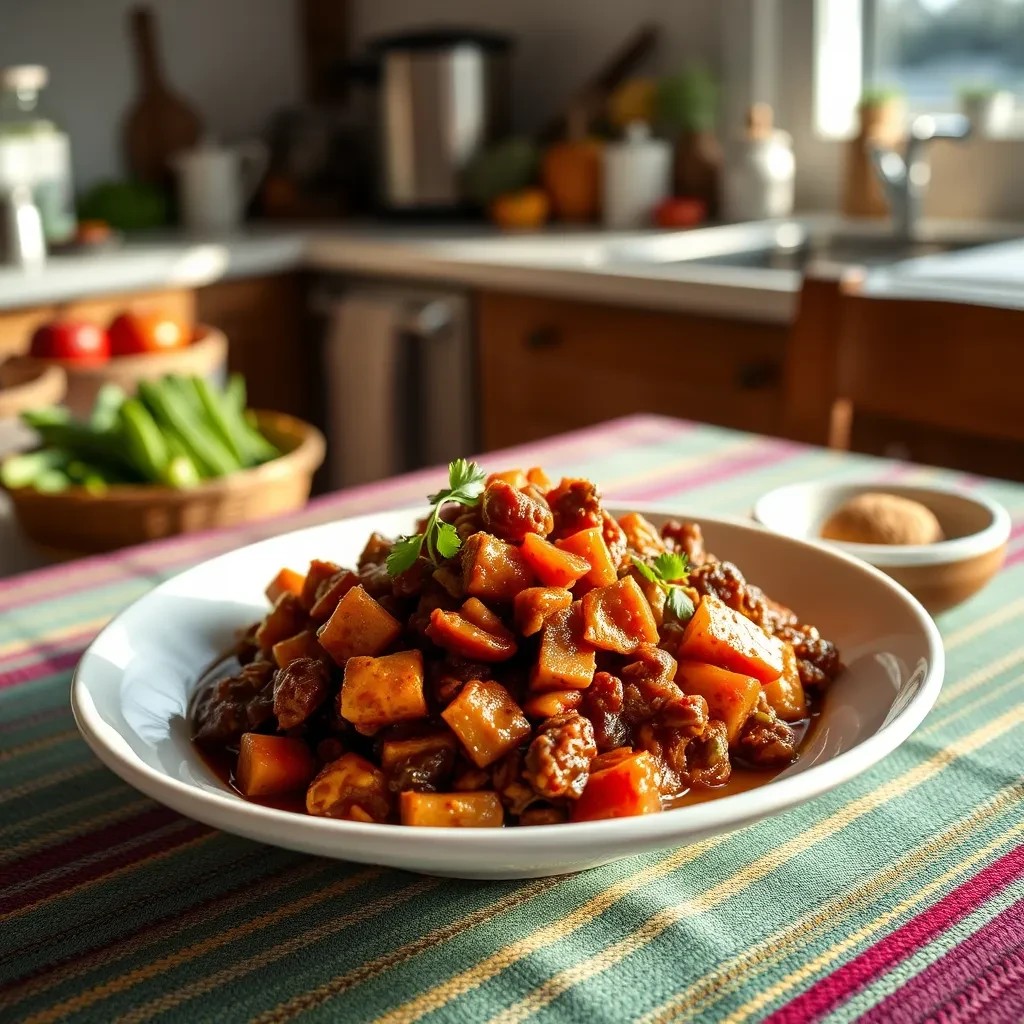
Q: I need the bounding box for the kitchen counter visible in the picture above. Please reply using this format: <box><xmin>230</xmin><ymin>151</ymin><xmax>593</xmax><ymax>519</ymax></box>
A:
<box><xmin>0</xmin><ymin>216</ymin><xmax>1020</xmax><ymax>324</ymax></box>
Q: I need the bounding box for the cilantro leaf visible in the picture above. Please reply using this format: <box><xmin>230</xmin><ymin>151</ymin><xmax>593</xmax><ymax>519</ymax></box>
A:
<box><xmin>665</xmin><ymin>587</ymin><xmax>695</xmax><ymax>623</ymax></box>
<box><xmin>387</xmin><ymin>459</ymin><xmax>486</xmax><ymax>576</ymax></box>
<box><xmin>434</xmin><ymin>520</ymin><xmax>463</xmax><ymax>560</ymax></box>
<box><xmin>385</xmin><ymin>534</ymin><xmax>424</xmax><ymax>577</ymax></box>
<box><xmin>653</xmin><ymin>551</ymin><xmax>688</xmax><ymax>583</ymax></box>
<box><xmin>630</xmin><ymin>555</ymin><xmax>659</xmax><ymax>585</ymax></box>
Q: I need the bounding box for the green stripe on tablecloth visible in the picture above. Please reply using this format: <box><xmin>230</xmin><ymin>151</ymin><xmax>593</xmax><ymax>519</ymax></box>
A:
<box><xmin>2</xmin><ymin>417</ymin><xmax>1024</xmax><ymax>1024</ymax></box>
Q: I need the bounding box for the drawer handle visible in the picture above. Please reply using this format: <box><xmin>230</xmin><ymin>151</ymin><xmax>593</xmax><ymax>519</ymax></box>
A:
<box><xmin>736</xmin><ymin>360</ymin><xmax>780</xmax><ymax>390</ymax></box>
<box><xmin>525</xmin><ymin>326</ymin><xmax>562</xmax><ymax>350</ymax></box>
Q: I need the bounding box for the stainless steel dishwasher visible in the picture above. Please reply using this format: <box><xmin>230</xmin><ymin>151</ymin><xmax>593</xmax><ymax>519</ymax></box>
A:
<box><xmin>315</xmin><ymin>282</ymin><xmax>478</xmax><ymax>489</ymax></box>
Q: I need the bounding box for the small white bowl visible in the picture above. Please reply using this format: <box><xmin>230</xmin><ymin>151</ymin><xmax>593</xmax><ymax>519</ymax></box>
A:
<box><xmin>753</xmin><ymin>481</ymin><xmax>1011</xmax><ymax>614</ymax></box>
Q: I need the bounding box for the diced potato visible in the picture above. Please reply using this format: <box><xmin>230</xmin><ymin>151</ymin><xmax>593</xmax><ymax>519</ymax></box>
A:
<box><xmin>530</xmin><ymin>603</ymin><xmax>597</xmax><ymax>691</ymax></box>
<box><xmin>581</xmin><ymin>576</ymin><xmax>660</xmax><ymax>655</ymax></box>
<box><xmin>522</xmin><ymin>689</ymin><xmax>584</xmax><ymax>719</ymax></box>
<box><xmin>441</xmin><ymin>680</ymin><xmax>531</xmax><ymax>767</ymax></box>
<box><xmin>617</xmin><ymin>512</ymin><xmax>667</xmax><ymax>558</ymax></box>
<box><xmin>317</xmin><ymin>585</ymin><xmax>401</xmax><ymax>664</ymax></box>
<box><xmin>762</xmin><ymin>642</ymin><xmax>807</xmax><ymax>722</ymax></box>
<box><xmin>460</xmin><ymin>597</ymin><xmax>515</xmax><ymax>641</ymax></box>
<box><xmin>265</xmin><ymin>567</ymin><xmax>305</xmax><ymax>605</ymax></box>
<box><xmin>400</xmin><ymin>791</ymin><xmax>504</xmax><ymax>827</ymax></box>
<box><xmin>462</xmin><ymin>532</ymin><xmax>534</xmax><ymax>602</ymax></box>
<box><xmin>309</xmin><ymin>569</ymin><xmax>359</xmax><ymax>624</ymax></box>
<box><xmin>555</xmin><ymin>527</ymin><xmax>617</xmax><ymax>587</ymax></box>
<box><xmin>236</xmin><ymin>733</ymin><xmax>316</xmax><ymax>797</ymax></box>
<box><xmin>677</xmin><ymin>595</ymin><xmax>785</xmax><ymax>683</ymax></box>
<box><xmin>340</xmin><ymin>649</ymin><xmax>427</xmax><ymax>734</ymax></box>
<box><xmin>427</xmin><ymin>609</ymin><xmax>518</xmax><ymax>662</ymax></box>
<box><xmin>526</xmin><ymin>466</ymin><xmax>553</xmax><ymax>492</ymax></box>
<box><xmin>519</xmin><ymin>533</ymin><xmax>592</xmax><ymax>588</ymax></box>
<box><xmin>486</xmin><ymin>468</ymin><xmax>527</xmax><ymax>488</ymax></box>
<box><xmin>256</xmin><ymin>592</ymin><xmax>307</xmax><ymax>653</ymax></box>
<box><xmin>571</xmin><ymin>751</ymin><xmax>662</xmax><ymax>822</ymax></box>
<box><xmin>380</xmin><ymin>730</ymin><xmax>458</xmax><ymax>773</ymax></box>
<box><xmin>271</xmin><ymin>629</ymin><xmax>330</xmax><ymax>670</ymax></box>
<box><xmin>676</xmin><ymin>661</ymin><xmax>762</xmax><ymax>742</ymax></box>
<box><xmin>300</xmin><ymin>559</ymin><xmax>341</xmax><ymax>611</ymax></box>
<box><xmin>306</xmin><ymin>752</ymin><xmax>391</xmax><ymax>822</ymax></box>
<box><xmin>514</xmin><ymin>586</ymin><xmax>573</xmax><ymax>637</ymax></box>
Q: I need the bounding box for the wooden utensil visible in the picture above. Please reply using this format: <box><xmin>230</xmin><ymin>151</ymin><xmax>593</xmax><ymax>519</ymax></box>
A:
<box><xmin>123</xmin><ymin>5</ymin><xmax>201</xmax><ymax>184</ymax></box>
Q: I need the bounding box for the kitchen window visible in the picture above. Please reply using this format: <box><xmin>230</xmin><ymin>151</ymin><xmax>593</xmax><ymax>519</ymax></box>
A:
<box><xmin>814</xmin><ymin>0</ymin><xmax>1024</xmax><ymax>136</ymax></box>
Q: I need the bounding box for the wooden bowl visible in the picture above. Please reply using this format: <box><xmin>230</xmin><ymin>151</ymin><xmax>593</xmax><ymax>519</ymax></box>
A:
<box><xmin>3</xmin><ymin>410</ymin><xmax>326</xmax><ymax>556</ymax></box>
<box><xmin>7</xmin><ymin>325</ymin><xmax>227</xmax><ymax>418</ymax></box>
<box><xmin>0</xmin><ymin>359</ymin><xmax>67</xmax><ymax>420</ymax></box>
<box><xmin>753</xmin><ymin>482</ymin><xmax>1011</xmax><ymax>615</ymax></box>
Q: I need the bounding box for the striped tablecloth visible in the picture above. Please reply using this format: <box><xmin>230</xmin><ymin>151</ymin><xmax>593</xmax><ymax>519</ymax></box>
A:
<box><xmin>2</xmin><ymin>415</ymin><xmax>1023</xmax><ymax>1024</ymax></box>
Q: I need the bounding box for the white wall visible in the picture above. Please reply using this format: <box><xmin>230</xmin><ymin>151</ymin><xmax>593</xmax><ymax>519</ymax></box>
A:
<box><xmin>350</xmin><ymin>0</ymin><xmax>722</xmax><ymax>136</ymax></box>
<box><xmin>0</xmin><ymin>0</ymin><xmax>302</xmax><ymax>194</ymax></box>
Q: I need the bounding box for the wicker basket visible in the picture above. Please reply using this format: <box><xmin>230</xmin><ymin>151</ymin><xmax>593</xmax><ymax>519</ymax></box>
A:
<box><xmin>3</xmin><ymin>410</ymin><xmax>326</xmax><ymax>556</ymax></box>
<box><xmin>6</xmin><ymin>325</ymin><xmax>227</xmax><ymax>418</ymax></box>
<box><xmin>0</xmin><ymin>360</ymin><xmax>67</xmax><ymax>420</ymax></box>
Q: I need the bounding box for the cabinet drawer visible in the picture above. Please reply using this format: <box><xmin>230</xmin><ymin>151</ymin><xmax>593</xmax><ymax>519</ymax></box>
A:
<box><xmin>477</xmin><ymin>292</ymin><xmax>786</xmax><ymax>450</ymax></box>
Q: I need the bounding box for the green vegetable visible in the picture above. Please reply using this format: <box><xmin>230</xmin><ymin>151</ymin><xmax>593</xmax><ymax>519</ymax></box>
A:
<box><xmin>656</xmin><ymin>66</ymin><xmax>718</xmax><ymax>134</ymax></box>
<box><xmin>138</xmin><ymin>379</ymin><xmax>239</xmax><ymax>477</ymax></box>
<box><xmin>463</xmin><ymin>138</ymin><xmax>539</xmax><ymax>207</ymax></box>
<box><xmin>386</xmin><ymin>459</ymin><xmax>487</xmax><ymax>576</ymax></box>
<box><xmin>163</xmin><ymin>433</ymin><xmax>203</xmax><ymax>488</ymax></box>
<box><xmin>119</xmin><ymin>398</ymin><xmax>170</xmax><ymax>484</ymax></box>
<box><xmin>0</xmin><ymin>449</ymin><xmax>70</xmax><ymax>489</ymax></box>
<box><xmin>225</xmin><ymin>373</ymin><xmax>246</xmax><ymax>412</ymax></box>
<box><xmin>89</xmin><ymin>384</ymin><xmax>126</xmax><ymax>431</ymax></box>
<box><xmin>192</xmin><ymin>376</ymin><xmax>245</xmax><ymax>465</ymax></box>
<box><xmin>21</xmin><ymin>409</ymin><xmax>139</xmax><ymax>476</ymax></box>
<box><xmin>33</xmin><ymin>468</ymin><xmax>72</xmax><ymax>493</ymax></box>
<box><xmin>77</xmin><ymin>179</ymin><xmax>169</xmax><ymax>231</ymax></box>
<box><xmin>631</xmin><ymin>552</ymin><xmax>694</xmax><ymax>623</ymax></box>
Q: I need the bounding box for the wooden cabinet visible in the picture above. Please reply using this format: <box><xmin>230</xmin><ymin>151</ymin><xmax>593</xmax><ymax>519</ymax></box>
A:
<box><xmin>476</xmin><ymin>291</ymin><xmax>788</xmax><ymax>450</ymax></box>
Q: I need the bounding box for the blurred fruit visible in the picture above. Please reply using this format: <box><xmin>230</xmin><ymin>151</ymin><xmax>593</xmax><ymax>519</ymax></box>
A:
<box><xmin>109</xmin><ymin>312</ymin><xmax>190</xmax><ymax>356</ymax></box>
<box><xmin>489</xmin><ymin>189</ymin><xmax>550</xmax><ymax>230</ymax></box>
<box><xmin>77</xmin><ymin>180</ymin><xmax>169</xmax><ymax>231</ymax></box>
<box><xmin>608</xmin><ymin>78</ymin><xmax>657</xmax><ymax>129</ymax></box>
<box><xmin>541</xmin><ymin>138</ymin><xmax>603</xmax><ymax>222</ymax></box>
<box><xmin>653</xmin><ymin>196</ymin><xmax>707</xmax><ymax>228</ymax></box>
<box><xmin>29</xmin><ymin>321</ymin><xmax>110</xmax><ymax>364</ymax></box>
<box><xmin>464</xmin><ymin>138</ymin><xmax>540</xmax><ymax>207</ymax></box>
<box><xmin>74</xmin><ymin>220</ymin><xmax>113</xmax><ymax>246</ymax></box>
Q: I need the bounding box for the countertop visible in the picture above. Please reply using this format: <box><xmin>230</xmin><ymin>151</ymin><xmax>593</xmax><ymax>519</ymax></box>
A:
<box><xmin>0</xmin><ymin>215</ymin><xmax>1020</xmax><ymax>325</ymax></box>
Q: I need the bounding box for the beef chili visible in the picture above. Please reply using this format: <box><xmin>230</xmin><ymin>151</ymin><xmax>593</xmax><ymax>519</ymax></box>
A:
<box><xmin>190</xmin><ymin>461</ymin><xmax>841</xmax><ymax>827</ymax></box>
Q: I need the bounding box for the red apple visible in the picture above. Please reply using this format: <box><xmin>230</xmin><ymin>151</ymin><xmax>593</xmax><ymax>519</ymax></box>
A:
<box><xmin>653</xmin><ymin>196</ymin><xmax>708</xmax><ymax>229</ymax></box>
<box><xmin>108</xmin><ymin>311</ymin><xmax>190</xmax><ymax>356</ymax></box>
<box><xmin>29</xmin><ymin>320</ymin><xmax>110</xmax><ymax>364</ymax></box>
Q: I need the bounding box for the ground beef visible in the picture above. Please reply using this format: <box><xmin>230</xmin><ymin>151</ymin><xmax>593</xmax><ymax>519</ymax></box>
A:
<box><xmin>582</xmin><ymin>672</ymin><xmax>629</xmax><ymax>752</ymax></box>
<box><xmin>481</xmin><ymin>480</ymin><xmax>553</xmax><ymax>542</ymax></box>
<box><xmin>524</xmin><ymin>712</ymin><xmax>597</xmax><ymax>800</ymax></box>
<box><xmin>660</xmin><ymin>520</ymin><xmax>708</xmax><ymax>565</ymax></box>
<box><xmin>734</xmin><ymin>692</ymin><xmax>798</xmax><ymax>766</ymax></box>
<box><xmin>634</xmin><ymin>722</ymin><xmax>691</xmax><ymax>794</ymax></box>
<box><xmin>273</xmin><ymin>657</ymin><xmax>330</xmax><ymax>730</ymax></box>
<box><xmin>775</xmin><ymin>623</ymin><xmax>841</xmax><ymax>688</ymax></box>
<box><xmin>601</xmin><ymin>511</ymin><xmax>629</xmax><ymax>567</ymax></box>
<box><xmin>547</xmin><ymin>478</ymin><xmax>603</xmax><ymax>539</ymax></box>
<box><xmin>685</xmin><ymin>720</ymin><xmax>732</xmax><ymax>787</ymax></box>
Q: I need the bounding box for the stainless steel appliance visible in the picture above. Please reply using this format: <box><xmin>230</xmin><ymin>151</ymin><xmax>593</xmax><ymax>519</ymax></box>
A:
<box><xmin>317</xmin><ymin>282</ymin><xmax>477</xmax><ymax>488</ymax></box>
<box><xmin>371</xmin><ymin>28</ymin><xmax>511</xmax><ymax>211</ymax></box>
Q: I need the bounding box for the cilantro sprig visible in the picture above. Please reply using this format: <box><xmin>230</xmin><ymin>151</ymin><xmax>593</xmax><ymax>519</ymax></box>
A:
<box><xmin>386</xmin><ymin>459</ymin><xmax>486</xmax><ymax>576</ymax></box>
<box><xmin>631</xmin><ymin>551</ymin><xmax>695</xmax><ymax>623</ymax></box>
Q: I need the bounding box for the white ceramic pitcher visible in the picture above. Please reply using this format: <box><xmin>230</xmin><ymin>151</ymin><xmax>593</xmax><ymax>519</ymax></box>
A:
<box><xmin>173</xmin><ymin>139</ymin><xmax>267</xmax><ymax>232</ymax></box>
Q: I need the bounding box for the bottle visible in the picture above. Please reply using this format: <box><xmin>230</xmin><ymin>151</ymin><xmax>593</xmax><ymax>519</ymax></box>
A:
<box><xmin>0</xmin><ymin>66</ymin><xmax>76</xmax><ymax>244</ymax></box>
<box><xmin>722</xmin><ymin>104</ymin><xmax>795</xmax><ymax>222</ymax></box>
<box><xmin>602</xmin><ymin>122</ymin><xmax>672</xmax><ymax>229</ymax></box>
<box><xmin>0</xmin><ymin>183</ymin><xmax>46</xmax><ymax>269</ymax></box>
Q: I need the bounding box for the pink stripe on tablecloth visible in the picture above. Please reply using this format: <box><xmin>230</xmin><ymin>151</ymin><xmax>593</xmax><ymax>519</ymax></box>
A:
<box><xmin>627</xmin><ymin>441</ymin><xmax>800</xmax><ymax>502</ymax></box>
<box><xmin>935</xmin><ymin>944</ymin><xmax>1024</xmax><ymax>1024</ymax></box>
<box><xmin>0</xmin><ymin>648</ymin><xmax>83</xmax><ymax>689</ymax></box>
<box><xmin>762</xmin><ymin>843</ymin><xmax>1024</xmax><ymax>1024</ymax></box>
<box><xmin>858</xmin><ymin>896</ymin><xmax>1024</xmax><ymax>1024</ymax></box>
<box><xmin>0</xmin><ymin>415</ymin><xmax>690</xmax><ymax>613</ymax></box>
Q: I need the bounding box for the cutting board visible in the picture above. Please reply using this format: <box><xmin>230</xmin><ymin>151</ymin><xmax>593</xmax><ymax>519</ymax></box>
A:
<box><xmin>122</xmin><ymin>5</ymin><xmax>201</xmax><ymax>184</ymax></box>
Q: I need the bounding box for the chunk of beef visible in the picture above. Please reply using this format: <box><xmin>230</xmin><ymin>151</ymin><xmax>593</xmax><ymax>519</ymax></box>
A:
<box><xmin>734</xmin><ymin>692</ymin><xmax>798</xmax><ymax>766</ymax></box>
<box><xmin>273</xmin><ymin>657</ymin><xmax>330</xmax><ymax>730</ymax></box>
<box><xmin>660</xmin><ymin>520</ymin><xmax>707</xmax><ymax>565</ymax></box>
<box><xmin>581</xmin><ymin>671</ymin><xmax>629</xmax><ymax>752</ymax></box>
<box><xmin>524</xmin><ymin>713</ymin><xmax>597</xmax><ymax>800</ymax></box>
<box><xmin>547</xmin><ymin>478</ymin><xmax>603</xmax><ymax>539</ymax></box>
<box><xmin>481</xmin><ymin>480</ymin><xmax>553</xmax><ymax>542</ymax></box>
<box><xmin>685</xmin><ymin>719</ymin><xmax>732</xmax><ymax>788</ymax></box>
<box><xmin>191</xmin><ymin>660</ymin><xmax>275</xmax><ymax>746</ymax></box>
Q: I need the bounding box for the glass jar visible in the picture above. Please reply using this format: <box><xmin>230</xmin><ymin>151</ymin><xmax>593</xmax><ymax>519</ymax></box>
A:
<box><xmin>0</xmin><ymin>66</ymin><xmax>75</xmax><ymax>244</ymax></box>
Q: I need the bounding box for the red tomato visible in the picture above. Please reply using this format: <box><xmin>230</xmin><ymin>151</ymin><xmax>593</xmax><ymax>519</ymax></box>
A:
<box><xmin>108</xmin><ymin>312</ymin><xmax>190</xmax><ymax>356</ymax></box>
<box><xmin>29</xmin><ymin>320</ymin><xmax>110</xmax><ymax>364</ymax></box>
<box><xmin>653</xmin><ymin>196</ymin><xmax>707</xmax><ymax>229</ymax></box>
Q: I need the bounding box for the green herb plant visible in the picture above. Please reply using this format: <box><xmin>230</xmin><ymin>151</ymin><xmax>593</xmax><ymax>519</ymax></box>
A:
<box><xmin>631</xmin><ymin>551</ymin><xmax>695</xmax><ymax>623</ymax></box>
<box><xmin>386</xmin><ymin>459</ymin><xmax>486</xmax><ymax>576</ymax></box>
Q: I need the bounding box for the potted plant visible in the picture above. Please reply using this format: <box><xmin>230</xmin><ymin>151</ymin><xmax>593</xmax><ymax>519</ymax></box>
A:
<box><xmin>958</xmin><ymin>84</ymin><xmax>1014</xmax><ymax>137</ymax></box>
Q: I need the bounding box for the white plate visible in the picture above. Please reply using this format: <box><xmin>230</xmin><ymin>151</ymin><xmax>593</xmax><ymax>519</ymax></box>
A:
<box><xmin>72</xmin><ymin>506</ymin><xmax>944</xmax><ymax>879</ymax></box>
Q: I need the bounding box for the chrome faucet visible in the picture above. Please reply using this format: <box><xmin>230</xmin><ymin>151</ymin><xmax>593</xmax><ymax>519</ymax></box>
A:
<box><xmin>870</xmin><ymin>113</ymin><xmax>971</xmax><ymax>240</ymax></box>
